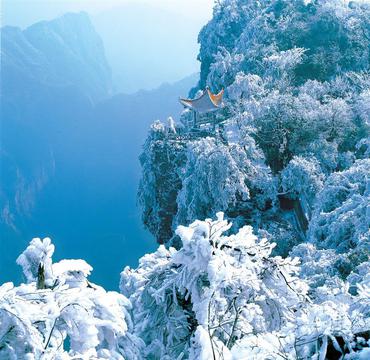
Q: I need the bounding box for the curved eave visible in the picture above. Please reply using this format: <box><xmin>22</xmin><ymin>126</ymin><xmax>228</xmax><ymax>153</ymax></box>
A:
<box><xmin>208</xmin><ymin>88</ymin><xmax>224</xmax><ymax>107</ymax></box>
<box><xmin>179</xmin><ymin>89</ymin><xmax>223</xmax><ymax>114</ymax></box>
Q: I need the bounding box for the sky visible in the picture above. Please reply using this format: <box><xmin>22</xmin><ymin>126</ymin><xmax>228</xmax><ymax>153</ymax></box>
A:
<box><xmin>1</xmin><ymin>0</ymin><xmax>214</xmax><ymax>28</ymax></box>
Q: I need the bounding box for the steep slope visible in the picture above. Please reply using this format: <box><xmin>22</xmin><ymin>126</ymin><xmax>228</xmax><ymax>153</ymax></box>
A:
<box><xmin>139</xmin><ymin>0</ymin><xmax>370</xmax><ymax>277</ymax></box>
<box><xmin>133</xmin><ymin>2</ymin><xmax>370</xmax><ymax>357</ymax></box>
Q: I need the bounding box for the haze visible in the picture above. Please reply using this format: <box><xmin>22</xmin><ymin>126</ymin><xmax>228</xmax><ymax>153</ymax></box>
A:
<box><xmin>1</xmin><ymin>0</ymin><xmax>214</xmax><ymax>289</ymax></box>
<box><xmin>1</xmin><ymin>0</ymin><xmax>214</xmax><ymax>92</ymax></box>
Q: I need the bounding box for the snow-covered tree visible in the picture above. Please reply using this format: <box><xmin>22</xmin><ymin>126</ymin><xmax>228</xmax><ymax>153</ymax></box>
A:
<box><xmin>198</xmin><ymin>0</ymin><xmax>370</xmax><ymax>90</ymax></box>
<box><xmin>136</xmin><ymin>3</ymin><xmax>370</xmax><ymax>354</ymax></box>
<box><xmin>139</xmin><ymin>119</ymin><xmax>278</xmax><ymax>247</ymax></box>
<box><xmin>308</xmin><ymin>159</ymin><xmax>370</xmax><ymax>278</ymax></box>
<box><xmin>16</xmin><ymin>237</ymin><xmax>55</xmax><ymax>289</ymax></box>
<box><xmin>2</xmin><ymin>0</ymin><xmax>370</xmax><ymax>358</ymax></box>
<box><xmin>281</xmin><ymin>156</ymin><xmax>325</xmax><ymax>207</ymax></box>
<box><xmin>0</xmin><ymin>238</ymin><xmax>143</xmax><ymax>359</ymax></box>
<box><xmin>175</xmin><ymin>136</ymin><xmax>275</xmax><ymax>229</ymax></box>
<box><xmin>121</xmin><ymin>214</ymin><xmax>370</xmax><ymax>359</ymax></box>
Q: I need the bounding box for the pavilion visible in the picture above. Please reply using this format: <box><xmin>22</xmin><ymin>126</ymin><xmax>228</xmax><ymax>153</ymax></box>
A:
<box><xmin>179</xmin><ymin>87</ymin><xmax>224</xmax><ymax>128</ymax></box>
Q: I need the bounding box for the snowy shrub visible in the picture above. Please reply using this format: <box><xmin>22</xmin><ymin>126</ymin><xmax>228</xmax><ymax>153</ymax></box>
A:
<box><xmin>208</xmin><ymin>48</ymin><xmax>244</xmax><ymax>90</ymax></box>
<box><xmin>355</xmin><ymin>89</ymin><xmax>370</xmax><ymax>128</ymax></box>
<box><xmin>290</xmin><ymin>243</ymin><xmax>340</xmax><ymax>290</ymax></box>
<box><xmin>175</xmin><ymin>137</ymin><xmax>275</xmax><ymax>227</ymax></box>
<box><xmin>122</xmin><ymin>214</ymin><xmax>370</xmax><ymax>359</ymax></box>
<box><xmin>175</xmin><ymin>138</ymin><xmax>249</xmax><ymax>225</ymax></box>
<box><xmin>309</xmin><ymin>159</ymin><xmax>370</xmax><ymax>254</ymax></box>
<box><xmin>16</xmin><ymin>237</ymin><xmax>55</xmax><ymax>288</ymax></box>
<box><xmin>281</xmin><ymin>156</ymin><xmax>325</xmax><ymax>206</ymax></box>
<box><xmin>139</xmin><ymin>124</ymin><xmax>277</xmax><ymax>247</ymax></box>
<box><xmin>307</xmin><ymin>159</ymin><xmax>370</xmax><ymax>283</ymax></box>
<box><xmin>0</xmin><ymin>238</ymin><xmax>143</xmax><ymax>359</ymax></box>
<box><xmin>226</xmin><ymin>72</ymin><xmax>266</xmax><ymax>104</ymax></box>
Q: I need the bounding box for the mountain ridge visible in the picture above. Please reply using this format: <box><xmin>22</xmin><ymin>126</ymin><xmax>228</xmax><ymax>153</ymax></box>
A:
<box><xmin>1</xmin><ymin>11</ymin><xmax>112</xmax><ymax>104</ymax></box>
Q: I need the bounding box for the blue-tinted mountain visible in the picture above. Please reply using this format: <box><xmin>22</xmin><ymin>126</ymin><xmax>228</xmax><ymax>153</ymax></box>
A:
<box><xmin>0</xmin><ymin>9</ymin><xmax>197</xmax><ymax>289</ymax></box>
<box><xmin>1</xmin><ymin>12</ymin><xmax>111</xmax><ymax>258</ymax></box>
<box><xmin>1</xmin><ymin>12</ymin><xmax>112</xmax><ymax>105</ymax></box>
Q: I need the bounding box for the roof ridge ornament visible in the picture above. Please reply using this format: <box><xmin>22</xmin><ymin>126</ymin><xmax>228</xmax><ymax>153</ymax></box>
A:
<box><xmin>179</xmin><ymin>87</ymin><xmax>224</xmax><ymax>114</ymax></box>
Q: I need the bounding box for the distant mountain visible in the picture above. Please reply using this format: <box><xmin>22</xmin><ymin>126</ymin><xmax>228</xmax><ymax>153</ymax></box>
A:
<box><xmin>1</xmin><ymin>12</ymin><xmax>112</xmax><ymax>105</ymax></box>
<box><xmin>1</xmin><ymin>12</ymin><xmax>112</xmax><ymax>267</ymax></box>
<box><xmin>92</xmin><ymin>3</ymin><xmax>203</xmax><ymax>93</ymax></box>
<box><xmin>0</xmin><ymin>8</ymin><xmax>197</xmax><ymax>288</ymax></box>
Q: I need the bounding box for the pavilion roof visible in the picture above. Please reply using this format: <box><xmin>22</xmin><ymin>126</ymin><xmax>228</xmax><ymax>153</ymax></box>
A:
<box><xmin>179</xmin><ymin>87</ymin><xmax>224</xmax><ymax>114</ymax></box>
